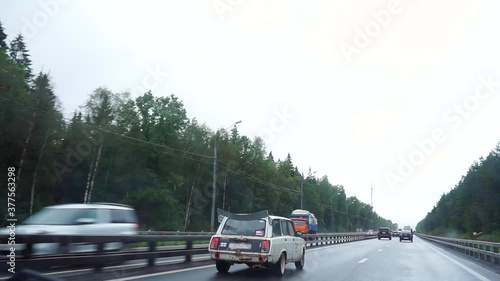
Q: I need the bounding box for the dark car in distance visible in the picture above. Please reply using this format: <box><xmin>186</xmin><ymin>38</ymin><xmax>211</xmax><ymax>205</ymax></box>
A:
<box><xmin>400</xmin><ymin>230</ymin><xmax>413</xmax><ymax>242</ymax></box>
<box><xmin>378</xmin><ymin>227</ymin><xmax>391</xmax><ymax>240</ymax></box>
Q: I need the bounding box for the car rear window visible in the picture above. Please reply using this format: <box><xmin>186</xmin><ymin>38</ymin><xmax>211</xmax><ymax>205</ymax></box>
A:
<box><xmin>221</xmin><ymin>219</ymin><xmax>266</xmax><ymax>236</ymax></box>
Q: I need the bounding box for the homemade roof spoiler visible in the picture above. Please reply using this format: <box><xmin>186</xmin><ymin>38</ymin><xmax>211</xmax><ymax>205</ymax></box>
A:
<box><xmin>217</xmin><ymin>208</ymin><xmax>271</xmax><ymax>224</ymax></box>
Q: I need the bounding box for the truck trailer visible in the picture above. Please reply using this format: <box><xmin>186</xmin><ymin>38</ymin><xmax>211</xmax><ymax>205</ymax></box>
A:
<box><xmin>290</xmin><ymin>209</ymin><xmax>318</xmax><ymax>234</ymax></box>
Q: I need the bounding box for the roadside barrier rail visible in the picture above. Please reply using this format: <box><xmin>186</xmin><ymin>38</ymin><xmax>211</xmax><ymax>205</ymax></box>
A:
<box><xmin>416</xmin><ymin>233</ymin><xmax>500</xmax><ymax>266</ymax></box>
<box><xmin>0</xmin><ymin>232</ymin><xmax>377</xmax><ymax>273</ymax></box>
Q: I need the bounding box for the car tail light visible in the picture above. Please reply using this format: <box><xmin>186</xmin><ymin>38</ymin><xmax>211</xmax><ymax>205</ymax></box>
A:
<box><xmin>261</xmin><ymin>240</ymin><xmax>270</xmax><ymax>253</ymax></box>
<box><xmin>210</xmin><ymin>237</ymin><xmax>220</xmax><ymax>250</ymax></box>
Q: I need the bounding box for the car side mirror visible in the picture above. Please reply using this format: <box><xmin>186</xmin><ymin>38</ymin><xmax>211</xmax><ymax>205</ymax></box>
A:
<box><xmin>295</xmin><ymin>231</ymin><xmax>303</xmax><ymax>237</ymax></box>
<box><xmin>75</xmin><ymin>218</ymin><xmax>96</xmax><ymax>225</ymax></box>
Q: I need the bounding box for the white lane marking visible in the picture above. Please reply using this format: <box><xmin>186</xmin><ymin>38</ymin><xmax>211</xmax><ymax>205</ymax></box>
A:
<box><xmin>422</xmin><ymin>241</ymin><xmax>490</xmax><ymax>281</ymax></box>
<box><xmin>105</xmin><ymin>265</ymin><xmax>215</xmax><ymax>281</ymax></box>
<box><xmin>358</xmin><ymin>258</ymin><xmax>368</xmax><ymax>264</ymax></box>
<box><xmin>378</xmin><ymin>249</ymin><xmax>383</xmax><ymax>252</ymax></box>
<box><xmin>0</xmin><ymin>257</ymin><xmax>212</xmax><ymax>280</ymax></box>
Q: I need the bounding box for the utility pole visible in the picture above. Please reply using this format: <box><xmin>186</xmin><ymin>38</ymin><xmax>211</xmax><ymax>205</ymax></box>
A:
<box><xmin>371</xmin><ymin>182</ymin><xmax>373</xmax><ymax>207</ymax></box>
<box><xmin>210</xmin><ymin>136</ymin><xmax>218</xmax><ymax>232</ymax></box>
<box><xmin>331</xmin><ymin>196</ymin><xmax>334</xmax><ymax>232</ymax></box>
<box><xmin>300</xmin><ymin>170</ymin><xmax>316</xmax><ymax>209</ymax></box>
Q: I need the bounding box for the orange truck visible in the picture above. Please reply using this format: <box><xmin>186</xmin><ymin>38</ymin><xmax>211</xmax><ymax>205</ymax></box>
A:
<box><xmin>290</xmin><ymin>217</ymin><xmax>309</xmax><ymax>234</ymax></box>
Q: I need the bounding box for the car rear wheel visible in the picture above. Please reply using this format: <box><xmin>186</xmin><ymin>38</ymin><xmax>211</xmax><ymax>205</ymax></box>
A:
<box><xmin>295</xmin><ymin>249</ymin><xmax>305</xmax><ymax>270</ymax></box>
<box><xmin>216</xmin><ymin>261</ymin><xmax>231</xmax><ymax>273</ymax></box>
<box><xmin>273</xmin><ymin>253</ymin><xmax>286</xmax><ymax>276</ymax></box>
<box><xmin>389</xmin><ymin>237</ymin><xmax>392</xmax><ymax>240</ymax></box>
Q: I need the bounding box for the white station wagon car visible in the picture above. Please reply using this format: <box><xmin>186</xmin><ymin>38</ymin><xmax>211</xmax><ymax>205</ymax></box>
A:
<box><xmin>208</xmin><ymin>209</ymin><xmax>306</xmax><ymax>276</ymax></box>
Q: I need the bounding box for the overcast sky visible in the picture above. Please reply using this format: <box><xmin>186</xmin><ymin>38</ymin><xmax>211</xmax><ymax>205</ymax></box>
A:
<box><xmin>2</xmin><ymin>0</ymin><xmax>500</xmax><ymax>228</ymax></box>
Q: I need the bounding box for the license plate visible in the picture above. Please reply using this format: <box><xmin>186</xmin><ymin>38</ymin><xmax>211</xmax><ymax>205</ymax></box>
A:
<box><xmin>382</xmin><ymin>232</ymin><xmax>386</xmax><ymax>234</ymax></box>
<box><xmin>229</xmin><ymin>243</ymin><xmax>251</xmax><ymax>250</ymax></box>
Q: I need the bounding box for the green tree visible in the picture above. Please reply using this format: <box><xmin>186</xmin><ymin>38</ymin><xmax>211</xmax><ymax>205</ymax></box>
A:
<box><xmin>27</xmin><ymin>72</ymin><xmax>65</xmax><ymax>214</ymax></box>
<box><xmin>416</xmin><ymin>141</ymin><xmax>500</xmax><ymax>238</ymax></box>
<box><xmin>8</xmin><ymin>34</ymin><xmax>32</xmax><ymax>84</ymax></box>
<box><xmin>0</xmin><ymin>21</ymin><xmax>7</xmax><ymax>50</ymax></box>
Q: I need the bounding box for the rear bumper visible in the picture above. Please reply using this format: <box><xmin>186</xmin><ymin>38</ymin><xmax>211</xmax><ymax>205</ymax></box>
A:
<box><xmin>210</xmin><ymin>251</ymin><xmax>274</xmax><ymax>264</ymax></box>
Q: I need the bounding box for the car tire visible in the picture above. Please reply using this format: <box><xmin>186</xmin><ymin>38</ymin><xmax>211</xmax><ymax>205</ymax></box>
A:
<box><xmin>378</xmin><ymin>237</ymin><xmax>381</xmax><ymax>240</ymax></box>
<box><xmin>399</xmin><ymin>239</ymin><xmax>402</xmax><ymax>242</ymax></box>
<box><xmin>273</xmin><ymin>253</ymin><xmax>286</xmax><ymax>276</ymax></box>
<box><xmin>411</xmin><ymin>239</ymin><xmax>413</xmax><ymax>243</ymax></box>
<box><xmin>216</xmin><ymin>261</ymin><xmax>231</xmax><ymax>273</ymax></box>
<box><xmin>389</xmin><ymin>237</ymin><xmax>392</xmax><ymax>240</ymax></box>
<box><xmin>295</xmin><ymin>249</ymin><xmax>305</xmax><ymax>270</ymax></box>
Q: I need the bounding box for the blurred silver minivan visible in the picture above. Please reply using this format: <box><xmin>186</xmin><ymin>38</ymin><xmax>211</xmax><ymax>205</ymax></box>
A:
<box><xmin>0</xmin><ymin>203</ymin><xmax>138</xmax><ymax>256</ymax></box>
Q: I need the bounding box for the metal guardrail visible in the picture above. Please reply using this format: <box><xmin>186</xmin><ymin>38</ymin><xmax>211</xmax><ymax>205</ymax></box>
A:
<box><xmin>138</xmin><ymin>231</ymin><xmax>214</xmax><ymax>235</ymax></box>
<box><xmin>0</xmin><ymin>232</ymin><xmax>376</xmax><ymax>273</ymax></box>
<box><xmin>417</xmin><ymin>233</ymin><xmax>500</xmax><ymax>266</ymax></box>
<box><xmin>6</xmin><ymin>269</ymin><xmax>63</xmax><ymax>281</ymax></box>
<box><xmin>304</xmin><ymin>232</ymin><xmax>377</xmax><ymax>246</ymax></box>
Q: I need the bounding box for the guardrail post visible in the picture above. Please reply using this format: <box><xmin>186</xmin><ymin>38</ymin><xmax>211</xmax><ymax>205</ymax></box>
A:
<box><xmin>494</xmin><ymin>246</ymin><xmax>499</xmax><ymax>265</ymax></box>
<box><xmin>185</xmin><ymin>240</ymin><xmax>193</xmax><ymax>262</ymax></box>
<box><xmin>95</xmin><ymin>243</ymin><xmax>104</xmax><ymax>272</ymax></box>
<box><xmin>485</xmin><ymin>245</ymin><xmax>491</xmax><ymax>262</ymax></box>
<box><xmin>24</xmin><ymin>242</ymin><xmax>33</xmax><ymax>259</ymax></box>
<box><xmin>148</xmin><ymin>241</ymin><xmax>156</xmax><ymax>267</ymax></box>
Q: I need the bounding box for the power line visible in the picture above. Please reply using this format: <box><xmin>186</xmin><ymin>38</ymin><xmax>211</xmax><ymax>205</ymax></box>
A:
<box><xmin>1</xmin><ymin>96</ymin><xmax>301</xmax><ymax>194</ymax></box>
<box><xmin>217</xmin><ymin>159</ymin><xmax>303</xmax><ymax>194</ymax></box>
<box><xmin>1</xmin><ymin>96</ymin><xmax>213</xmax><ymax>160</ymax></box>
